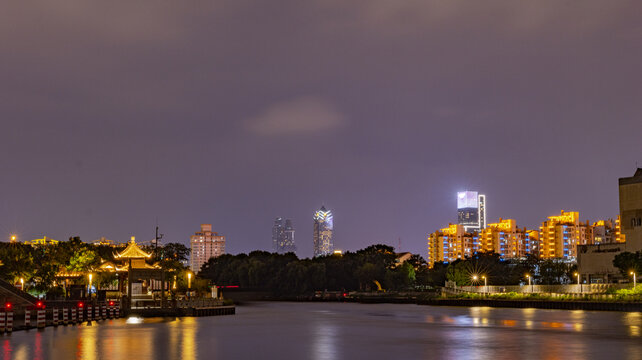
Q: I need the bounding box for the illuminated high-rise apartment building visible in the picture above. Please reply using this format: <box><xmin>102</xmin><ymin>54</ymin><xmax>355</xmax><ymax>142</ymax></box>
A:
<box><xmin>427</xmin><ymin>224</ymin><xmax>476</xmax><ymax>267</ymax></box>
<box><xmin>313</xmin><ymin>206</ymin><xmax>333</xmax><ymax>257</ymax></box>
<box><xmin>273</xmin><ymin>217</ymin><xmax>296</xmax><ymax>254</ymax></box>
<box><xmin>538</xmin><ymin>210</ymin><xmax>592</xmax><ymax>259</ymax></box>
<box><xmin>457</xmin><ymin>191</ymin><xmax>486</xmax><ymax>232</ymax></box>
<box><xmin>478</xmin><ymin>218</ymin><xmax>538</xmax><ymax>259</ymax></box>
<box><xmin>190</xmin><ymin>224</ymin><xmax>226</xmax><ymax>272</ymax></box>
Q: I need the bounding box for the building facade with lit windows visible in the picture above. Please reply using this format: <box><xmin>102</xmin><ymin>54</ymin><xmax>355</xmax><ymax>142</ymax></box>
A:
<box><xmin>620</xmin><ymin>168</ymin><xmax>642</xmax><ymax>251</ymax></box>
<box><xmin>190</xmin><ymin>224</ymin><xmax>226</xmax><ymax>272</ymax></box>
<box><xmin>457</xmin><ymin>191</ymin><xmax>486</xmax><ymax>232</ymax></box>
<box><xmin>427</xmin><ymin>224</ymin><xmax>476</xmax><ymax>267</ymax></box>
<box><xmin>272</xmin><ymin>217</ymin><xmax>296</xmax><ymax>254</ymax></box>
<box><xmin>478</xmin><ymin>218</ymin><xmax>536</xmax><ymax>259</ymax></box>
<box><xmin>538</xmin><ymin>210</ymin><xmax>593</xmax><ymax>259</ymax></box>
<box><xmin>313</xmin><ymin>206</ymin><xmax>334</xmax><ymax>257</ymax></box>
<box><xmin>578</xmin><ymin>169</ymin><xmax>642</xmax><ymax>283</ymax></box>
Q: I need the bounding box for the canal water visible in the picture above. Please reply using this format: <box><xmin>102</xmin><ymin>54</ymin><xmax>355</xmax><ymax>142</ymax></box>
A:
<box><xmin>2</xmin><ymin>302</ymin><xmax>641</xmax><ymax>359</ymax></box>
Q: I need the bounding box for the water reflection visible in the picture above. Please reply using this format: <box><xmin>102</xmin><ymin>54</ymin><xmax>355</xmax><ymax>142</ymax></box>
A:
<box><xmin>181</xmin><ymin>317</ymin><xmax>197</xmax><ymax>360</ymax></box>
<box><xmin>78</xmin><ymin>324</ymin><xmax>97</xmax><ymax>360</ymax></box>
<box><xmin>624</xmin><ymin>312</ymin><xmax>641</xmax><ymax>337</ymax></box>
<box><xmin>312</xmin><ymin>318</ymin><xmax>337</xmax><ymax>360</ymax></box>
<box><xmin>1</xmin><ymin>304</ymin><xmax>640</xmax><ymax>360</ymax></box>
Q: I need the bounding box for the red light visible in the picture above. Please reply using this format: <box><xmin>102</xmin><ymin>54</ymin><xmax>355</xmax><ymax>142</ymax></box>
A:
<box><xmin>4</xmin><ymin>303</ymin><xmax>11</xmax><ymax>310</ymax></box>
<box><xmin>109</xmin><ymin>301</ymin><xmax>114</xmax><ymax>306</ymax></box>
<box><xmin>343</xmin><ymin>293</ymin><xmax>347</xmax><ymax>297</ymax></box>
<box><xmin>78</xmin><ymin>302</ymin><xmax>84</xmax><ymax>308</ymax></box>
<box><xmin>36</xmin><ymin>301</ymin><xmax>44</xmax><ymax>309</ymax></box>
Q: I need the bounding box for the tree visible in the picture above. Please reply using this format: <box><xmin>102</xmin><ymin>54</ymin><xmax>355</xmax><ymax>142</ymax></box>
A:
<box><xmin>613</xmin><ymin>251</ymin><xmax>642</xmax><ymax>277</ymax></box>
<box><xmin>69</xmin><ymin>249</ymin><xmax>98</xmax><ymax>272</ymax></box>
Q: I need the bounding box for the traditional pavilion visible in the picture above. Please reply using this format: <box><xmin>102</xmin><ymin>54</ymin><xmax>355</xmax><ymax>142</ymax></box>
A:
<box><xmin>98</xmin><ymin>237</ymin><xmax>166</xmax><ymax>309</ymax></box>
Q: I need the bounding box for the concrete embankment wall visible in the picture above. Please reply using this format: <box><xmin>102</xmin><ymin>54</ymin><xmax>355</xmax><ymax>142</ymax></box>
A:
<box><xmin>419</xmin><ymin>298</ymin><xmax>642</xmax><ymax>312</ymax></box>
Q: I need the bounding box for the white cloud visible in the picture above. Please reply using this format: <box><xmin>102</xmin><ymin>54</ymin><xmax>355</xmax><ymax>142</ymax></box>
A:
<box><xmin>245</xmin><ymin>96</ymin><xmax>346</xmax><ymax>136</ymax></box>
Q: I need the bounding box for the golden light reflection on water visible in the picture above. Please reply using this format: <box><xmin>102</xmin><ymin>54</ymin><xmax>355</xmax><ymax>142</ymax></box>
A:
<box><xmin>623</xmin><ymin>313</ymin><xmax>641</xmax><ymax>337</ymax></box>
<box><xmin>181</xmin><ymin>317</ymin><xmax>197</xmax><ymax>360</ymax></box>
<box><xmin>78</xmin><ymin>325</ymin><xmax>97</xmax><ymax>360</ymax></box>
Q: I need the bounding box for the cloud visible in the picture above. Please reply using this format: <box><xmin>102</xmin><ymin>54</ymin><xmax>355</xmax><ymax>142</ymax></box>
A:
<box><xmin>245</xmin><ymin>96</ymin><xmax>346</xmax><ymax>136</ymax></box>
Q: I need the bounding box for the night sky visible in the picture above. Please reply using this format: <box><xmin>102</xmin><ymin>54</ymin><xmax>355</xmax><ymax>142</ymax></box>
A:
<box><xmin>2</xmin><ymin>1</ymin><xmax>641</xmax><ymax>258</ymax></box>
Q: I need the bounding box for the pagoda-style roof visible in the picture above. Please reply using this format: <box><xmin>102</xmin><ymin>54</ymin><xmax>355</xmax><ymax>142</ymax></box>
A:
<box><xmin>99</xmin><ymin>260</ymin><xmax>160</xmax><ymax>272</ymax></box>
<box><xmin>114</xmin><ymin>238</ymin><xmax>153</xmax><ymax>259</ymax></box>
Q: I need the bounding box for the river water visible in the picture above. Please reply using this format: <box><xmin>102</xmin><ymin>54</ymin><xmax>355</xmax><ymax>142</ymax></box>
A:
<box><xmin>2</xmin><ymin>302</ymin><xmax>641</xmax><ymax>359</ymax></box>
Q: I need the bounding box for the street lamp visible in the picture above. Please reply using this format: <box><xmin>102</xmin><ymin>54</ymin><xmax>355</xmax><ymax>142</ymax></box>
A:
<box><xmin>187</xmin><ymin>272</ymin><xmax>192</xmax><ymax>290</ymax></box>
<box><xmin>88</xmin><ymin>274</ymin><xmax>93</xmax><ymax>299</ymax></box>
<box><xmin>20</xmin><ymin>278</ymin><xmax>24</xmax><ymax>291</ymax></box>
<box><xmin>481</xmin><ymin>275</ymin><xmax>487</xmax><ymax>293</ymax></box>
<box><xmin>631</xmin><ymin>271</ymin><xmax>637</xmax><ymax>289</ymax></box>
<box><xmin>10</xmin><ymin>235</ymin><xmax>16</xmax><ymax>243</ymax></box>
<box><xmin>574</xmin><ymin>272</ymin><xmax>581</xmax><ymax>293</ymax></box>
<box><xmin>526</xmin><ymin>274</ymin><xmax>532</xmax><ymax>293</ymax></box>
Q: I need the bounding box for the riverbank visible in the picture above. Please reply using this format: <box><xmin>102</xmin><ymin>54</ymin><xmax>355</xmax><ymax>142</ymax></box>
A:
<box><xmin>417</xmin><ymin>298</ymin><xmax>642</xmax><ymax>311</ymax></box>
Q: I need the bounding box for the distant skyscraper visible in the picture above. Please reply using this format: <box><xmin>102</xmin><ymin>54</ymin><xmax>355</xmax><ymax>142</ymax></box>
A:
<box><xmin>190</xmin><ymin>224</ymin><xmax>225</xmax><ymax>273</ymax></box>
<box><xmin>272</xmin><ymin>217</ymin><xmax>296</xmax><ymax>254</ymax></box>
<box><xmin>313</xmin><ymin>206</ymin><xmax>333</xmax><ymax>257</ymax></box>
<box><xmin>457</xmin><ymin>191</ymin><xmax>486</xmax><ymax>232</ymax></box>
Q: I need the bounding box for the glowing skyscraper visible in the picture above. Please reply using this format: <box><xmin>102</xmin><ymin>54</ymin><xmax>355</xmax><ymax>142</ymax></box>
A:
<box><xmin>457</xmin><ymin>191</ymin><xmax>486</xmax><ymax>232</ymax></box>
<box><xmin>313</xmin><ymin>206</ymin><xmax>333</xmax><ymax>257</ymax></box>
<box><xmin>273</xmin><ymin>217</ymin><xmax>296</xmax><ymax>254</ymax></box>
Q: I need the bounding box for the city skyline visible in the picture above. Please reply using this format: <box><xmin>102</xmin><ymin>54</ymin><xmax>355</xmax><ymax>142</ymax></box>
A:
<box><xmin>1</xmin><ymin>185</ymin><xmax>630</xmax><ymax>258</ymax></box>
<box><xmin>2</xmin><ymin>2</ymin><xmax>641</xmax><ymax>258</ymax></box>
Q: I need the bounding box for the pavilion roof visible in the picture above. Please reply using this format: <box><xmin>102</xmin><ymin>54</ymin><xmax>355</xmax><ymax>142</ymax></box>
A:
<box><xmin>114</xmin><ymin>239</ymin><xmax>153</xmax><ymax>259</ymax></box>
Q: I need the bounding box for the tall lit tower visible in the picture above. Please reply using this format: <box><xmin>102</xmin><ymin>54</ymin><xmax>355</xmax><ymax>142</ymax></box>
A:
<box><xmin>457</xmin><ymin>191</ymin><xmax>486</xmax><ymax>232</ymax></box>
<box><xmin>190</xmin><ymin>224</ymin><xmax>226</xmax><ymax>273</ymax></box>
<box><xmin>273</xmin><ymin>217</ymin><xmax>296</xmax><ymax>254</ymax></box>
<box><xmin>313</xmin><ymin>206</ymin><xmax>333</xmax><ymax>257</ymax></box>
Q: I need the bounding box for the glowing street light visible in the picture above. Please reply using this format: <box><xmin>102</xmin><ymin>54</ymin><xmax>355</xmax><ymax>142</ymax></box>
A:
<box><xmin>88</xmin><ymin>274</ymin><xmax>93</xmax><ymax>299</ymax></box>
<box><xmin>631</xmin><ymin>271</ymin><xmax>637</xmax><ymax>289</ymax></box>
<box><xmin>481</xmin><ymin>275</ymin><xmax>487</xmax><ymax>288</ymax></box>
<box><xmin>20</xmin><ymin>278</ymin><xmax>24</xmax><ymax>291</ymax></box>
<box><xmin>574</xmin><ymin>272</ymin><xmax>581</xmax><ymax>293</ymax></box>
<box><xmin>187</xmin><ymin>272</ymin><xmax>192</xmax><ymax>289</ymax></box>
<box><xmin>526</xmin><ymin>274</ymin><xmax>532</xmax><ymax>293</ymax></box>
<box><xmin>10</xmin><ymin>235</ymin><xmax>17</xmax><ymax>243</ymax></box>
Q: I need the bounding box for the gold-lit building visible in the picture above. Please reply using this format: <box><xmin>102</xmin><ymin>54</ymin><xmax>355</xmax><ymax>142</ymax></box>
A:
<box><xmin>427</xmin><ymin>224</ymin><xmax>475</xmax><ymax>267</ymax></box>
<box><xmin>24</xmin><ymin>236</ymin><xmax>59</xmax><ymax>245</ymax></box>
<box><xmin>538</xmin><ymin>210</ymin><xmax>592</xmax><ymax>259</ymax></box>
<box><xmin>479</xmin><ymin>219</ymin><xmax>536</xmax><ymax>259</ymax></box>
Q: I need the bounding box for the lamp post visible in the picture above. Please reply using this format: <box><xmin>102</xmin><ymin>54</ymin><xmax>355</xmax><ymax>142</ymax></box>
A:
<box><xmin>526</xmin><ymin>274</ymin><xmax>532</xmax><ymax>293</ymax></box>
<box><xmin>188</xmin><ymin>272</ymin><xmax>192</xmax><ymax>289</ymax></box>
<box><xmin>631</xmin><ymin>271</ymin><xmax>637</xmax><ymax>289</ymax></box>
<box><xmin>10</xmin><ymin>235</ymin><xmax>16</xmax><ymax>243</ymax></box>
<box><xmin>20</xmin><ymin>278</ymin><xmax>24</xmax><ymax>291</ymax></box>
<box><xmin>574</xmin><ymin>272</ymin><xmax>581</xmax><ymax>293</ymax></box>
<box><xmin>88</xmin><ymin>274</ymin><xmax>93</xmax><ymax>299</ymax></box>
<box><xmin>482</xmin><ymin>275</ymin><xmax>487</xmax><ymax>294</ymax></box>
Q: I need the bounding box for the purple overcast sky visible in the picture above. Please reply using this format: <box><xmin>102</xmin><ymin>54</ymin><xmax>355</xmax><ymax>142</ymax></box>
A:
<box><xmin>1</xmin><ymin>1</ymin><xmax>641</xmax><ymax>258</ymax></box>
